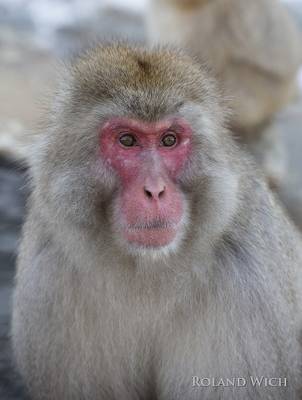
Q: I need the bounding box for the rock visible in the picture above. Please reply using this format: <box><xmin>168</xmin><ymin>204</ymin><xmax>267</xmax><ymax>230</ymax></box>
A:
<box><xmin>0</xmin><ymin>156</ymin><xmax>27</xmax><ymax>399</ymax></box>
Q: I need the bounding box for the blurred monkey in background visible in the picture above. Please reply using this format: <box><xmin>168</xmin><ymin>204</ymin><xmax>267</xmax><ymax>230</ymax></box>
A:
<box><xmin>147</xmin><ymin>0</ymin><xmax>302</xmax><ymax>189</ymax></box>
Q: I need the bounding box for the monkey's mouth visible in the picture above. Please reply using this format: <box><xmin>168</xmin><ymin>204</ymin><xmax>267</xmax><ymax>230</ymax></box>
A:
<box><xmin>124</xmin><ymin>220</ymin><xmax>179</xmax><ymax>247</ymax></box>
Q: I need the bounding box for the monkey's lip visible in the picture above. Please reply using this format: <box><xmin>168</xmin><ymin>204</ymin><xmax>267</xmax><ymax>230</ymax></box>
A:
<box><xmin>123</xmin><ymin>221</ymin><xmax>178</xmax><ymax>247</ymax></box>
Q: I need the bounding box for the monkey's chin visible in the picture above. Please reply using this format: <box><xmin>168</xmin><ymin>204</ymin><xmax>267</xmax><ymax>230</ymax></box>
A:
<box><xmin>124</xmin><ymin>227</ymin><xmax>178</xmax><ymax>248</ymax></box>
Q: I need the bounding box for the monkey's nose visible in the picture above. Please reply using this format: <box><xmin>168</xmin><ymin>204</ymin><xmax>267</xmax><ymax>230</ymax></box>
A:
<box><xmin>143</xmin><ymin>180</ymin><xmax>166</xmax><ymax>200</ymax></box>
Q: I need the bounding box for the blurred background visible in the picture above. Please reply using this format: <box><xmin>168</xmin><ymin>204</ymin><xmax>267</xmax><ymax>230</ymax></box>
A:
<box><xmin>0</xmin><ymin>0</ymin><xmax>301</xmax><ymax>398</ymax></box>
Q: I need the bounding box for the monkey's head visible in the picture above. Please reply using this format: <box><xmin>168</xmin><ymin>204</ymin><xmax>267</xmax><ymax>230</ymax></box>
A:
<box><xmin>33</xmin><ymin>45</ymin><xmax>239</xmax><ymax>259</ymax></box>
<box><xmin>155</xmin><ymin>0</ymin><xmax>211</xmax><ymax>10</ymax></box>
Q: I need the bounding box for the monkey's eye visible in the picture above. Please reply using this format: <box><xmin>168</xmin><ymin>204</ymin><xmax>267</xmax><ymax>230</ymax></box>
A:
<box><xmin>161</xmin><ymin>133</ymin><xmax>177</xmax><ymax>147</ymax></box>
<box><xmin>119</xmin><ymin>134</ymin><xmax>137</xmax><ymax>147</ymax></box>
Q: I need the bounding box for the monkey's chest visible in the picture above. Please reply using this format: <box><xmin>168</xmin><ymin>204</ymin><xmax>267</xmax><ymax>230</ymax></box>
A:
<box><xmin>44</xmin><ymin>280</ymin><xmax>294</xmax><ymax>400</ymax></box>
<box><xmin>86</xmin><ymin>297</ymin><xmax>290</xmax><ymax>395</ymax></box>
<box><xmin>76</xmin><ymin>298</ymin><xmax>227</xmax><ymax>385</ymax></box>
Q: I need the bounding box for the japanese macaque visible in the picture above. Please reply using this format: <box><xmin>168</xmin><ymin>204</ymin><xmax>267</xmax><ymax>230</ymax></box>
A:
<box><xmin>147</xmin><ymin>0</ymin><xmax>302</xmax><ymax>187</ymax></box>
<box><xmin>12</xmin><ymin>45</ymin><xmax>302</xmax><ymax>400</ymax></box>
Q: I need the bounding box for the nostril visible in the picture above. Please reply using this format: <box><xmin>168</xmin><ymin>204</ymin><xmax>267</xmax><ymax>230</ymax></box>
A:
<box><xmin>144</xmin><ymin>186</ymin><xmax>166</xmax><ymax>200</ymax></box>
<box><xmin>144</xmin><ymin>188</ymin><xmax>153</xmax><ymax>199</ymax></box>
<box><xmin>158</xmin><ymin>187</ymin><xmax>166</xmax><ymax>198</ymax></box>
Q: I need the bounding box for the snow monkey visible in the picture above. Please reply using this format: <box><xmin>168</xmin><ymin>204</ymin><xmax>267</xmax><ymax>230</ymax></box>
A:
<box><xmin>12</xmin><ymin>45</ymin><xmax>302</xmax><ymax>400</ymax></box>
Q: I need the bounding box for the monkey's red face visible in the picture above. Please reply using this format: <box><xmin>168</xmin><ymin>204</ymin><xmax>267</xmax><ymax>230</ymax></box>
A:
<box><xmin>100</xmin><ymin>117</ymin><xmax>192</xmax><ymax>249</ymax></box>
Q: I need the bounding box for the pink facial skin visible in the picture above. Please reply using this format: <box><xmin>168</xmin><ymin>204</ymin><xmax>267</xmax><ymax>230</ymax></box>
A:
<box><xmin>100</xmin><ymin>117</ymin><xmax>192</xmax><ymax>248</ymax></box>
